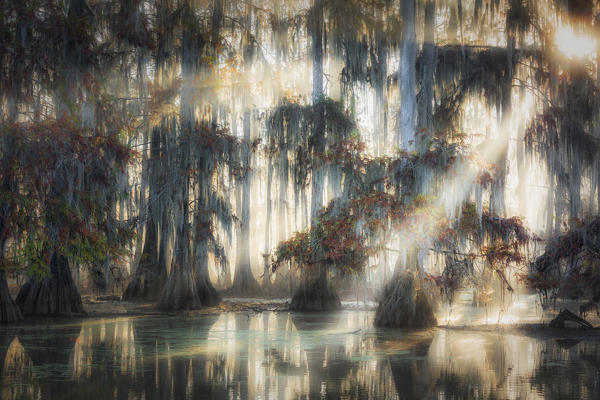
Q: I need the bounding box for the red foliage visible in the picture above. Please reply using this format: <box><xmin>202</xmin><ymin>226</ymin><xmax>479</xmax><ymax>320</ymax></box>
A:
<box><xmin>0</xmin><ymin>117</ymin><xmax>132</xmax><ymax>274</ymax></box>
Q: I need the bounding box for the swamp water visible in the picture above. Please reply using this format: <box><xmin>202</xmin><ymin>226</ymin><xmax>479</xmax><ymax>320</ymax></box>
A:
<box><xmin>0</xmin><ymin>309</ymin><xmax>599</xmax><ymax>399</ymax></box>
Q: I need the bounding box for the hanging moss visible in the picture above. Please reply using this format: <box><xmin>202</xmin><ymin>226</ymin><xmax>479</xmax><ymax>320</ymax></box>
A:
<box><xmin>525</xmin><ymin>66</ymin><xmax>600</xmax><ymax>221</ymax></box>
<box><xmin>430</xmin><ymin>201</ymin><xmax>535</xmax><ymax>307</ymax></box>
<box><xmin>525</xmin><ymin>216</ymin><xmax>600</xmax><ymax>302</ymax></box>
<box><xmin>430</xmin><ymin>44</ymin><xmax>536</xmax><ymax>130</ymax></box>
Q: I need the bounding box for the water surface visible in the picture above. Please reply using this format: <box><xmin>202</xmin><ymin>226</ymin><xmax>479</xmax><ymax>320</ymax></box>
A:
<box><xmin>1</xmin><ymin>311</ymin><xmax>599</xmax><ymax>399</ymax></box>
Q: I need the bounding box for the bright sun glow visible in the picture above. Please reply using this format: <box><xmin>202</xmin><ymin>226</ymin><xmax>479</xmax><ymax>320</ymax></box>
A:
<box><xmin>554</xmin><ymin>24</ymin><xmax>597</xmax><ymax>59</ymax></box>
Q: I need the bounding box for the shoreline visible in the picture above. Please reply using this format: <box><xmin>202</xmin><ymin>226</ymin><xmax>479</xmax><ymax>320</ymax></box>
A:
<box><xmin>3</xmin><ymin>297</ymin><xmax>600</xmax><ymax>342</ymax></box>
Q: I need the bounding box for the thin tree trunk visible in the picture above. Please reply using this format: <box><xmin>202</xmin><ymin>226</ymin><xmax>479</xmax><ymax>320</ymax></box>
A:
<box><xmin>417</xmin><ymin>0</ymin><xmax>435</xmax><ymax>147</ymax></box>
<box><xmin>311</xmin><ymin>0</ymin><xmax>325</xmax><ymax>222</ymax></box>
<box><xmin>232</xmin><ymin>109</ymin><xmax>260</xmax><ymax>294</ymax></box>
<box><xmin>263</xmin><ymin>157</ymin><xmax>273</xmax><ymax>290</ymax></box>
<box><xmin>193</xmin><ymin>199</ymin><xmax>221</xmax><ymax>306</ymax></box>
<box><xmin>399</xmin><ymin>0</ymin><xmax>417</xmax><ymax>151</ymax></box>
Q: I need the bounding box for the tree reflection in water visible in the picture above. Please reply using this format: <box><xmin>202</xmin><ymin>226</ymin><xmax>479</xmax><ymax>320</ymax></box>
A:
<box><xmin>1</xmin><ymin>312</ymin><xmax>600</xmax><ymax>399</ymax></box>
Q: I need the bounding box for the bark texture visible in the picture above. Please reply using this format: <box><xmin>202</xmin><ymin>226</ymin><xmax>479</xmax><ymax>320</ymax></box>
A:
<box><xmin>122</xmin><ymin>224</ymin><xmax>164</xmax><ymax>301</ymax></box>
<box><xmin>399</xmin><ymin>0</ymin><xmax>417</xmax><ymax>150</ymax></box>
<box><xmin>122</xmin><ymin>127</ymin><xmax>165</xmax><ymax>301</ymax></box>
<box><xmin>289</xmin><ymin>268</ymin><xmax>341</xmax><ymax>311</ymax></box>
<box><xmin>16</xmin><ymin>252</ymin><xmax>85</xmax><ymax>317</ymax></box>
<box><xmin>231</xmin><ymin>109</ymin><xmax>260</xmax><ymax>295</ymax></box>
<box><xmin>374</xmin><ymin>270</ymin><xmax>436</xmax><ymax>328</ymax></box>
<box><xmin>0</xmin><ymin>271</ymin><xmax>22</xmax><ymax>323</ymax></box>
<box><xmin>159</xmin><ymin>268</ymin><xmax>220</xmax><ymax>310</ymax></box>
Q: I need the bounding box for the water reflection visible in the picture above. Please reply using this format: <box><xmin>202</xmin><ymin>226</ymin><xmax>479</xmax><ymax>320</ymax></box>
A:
<box><xmin>0</xmin><ymin>311</ymin><xmax>599</xmax><ymax>399</ymax></box>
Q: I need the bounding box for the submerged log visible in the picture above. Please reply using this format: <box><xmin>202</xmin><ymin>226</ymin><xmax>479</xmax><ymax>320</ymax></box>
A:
<box><xmin>549</xmin><ymin>309</ymin><xmax>593</xmax><ymax>329</ymax></box>
<box><xmin>16</xmin><ymin>252</ymin><xmax>85</xmax><ymax>317</ymax></box>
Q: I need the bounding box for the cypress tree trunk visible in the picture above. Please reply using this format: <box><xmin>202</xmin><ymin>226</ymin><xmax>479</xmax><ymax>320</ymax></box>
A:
<box><xmin>310</xmin><ymin>0</ymin><xmax>326</xmax><ymax>223</ymax></box>
<box><xmin>375</xmin><ymin>0</ymin><xmax>435</xmax><ymax>328</ymax></box>
<box><xmin>16</xmin><ymin>252</ymin><xmax>85</xmax><ymax>317</ymax></box>
<box><xmin>277</xmin><ymin>145</ymin><xmax>288</xmax><ymax>242</ymax></box>
<box><xmin>17</xmin><ymin>160</ymin><xmax>85</xmax><ymax>318</ymax></box>
<box><xmin>374</xmin><ymin>251</ymin><xmax>436</xmax><ymax>328</ymax></box>
<box><xmin>232</xmin><ymin>7</ymin><xmax>260</xmax><ymax>295</ymax></box>
<box><xmin>232</xmin><ymin>109</ymin><xmax>260</xmax><ymax>294</ymax></box>
<box><xmin>263</xmin><ymin>157</ymin><xmax>273</xmax><ymax>291</ymax></box>
<box><xmin>417</xmin><ymin>0</ymin><xmax>435</xmax><ymax>145</ymax></box>
<box><xmin>159</xmin><ymin>3</ymin><xmax>222</xmax><ymax>309</ymax></box>
<box><xmin>489</xmin><ymin>34</ymin><xmax>514</xmax><ymax>217</ymax></box>
<box><xmin>289</xmin><ymin>267</ymin><xmax>341</xmax><ymax>311</ymax></box>
<box><xmin>123</xmin><ymin>126</ymin><xmax>165</xmax><ymax>301</ymax></box>
<box><xmin>193</xmin><ymin>210</ymin><xmax>221</xmax><ymax>307</ymax></box>
<box><xmin>0</xmin><ymin>146</ymin><xmax>21</xmax><ymax>324</ymax></box>
<box><xmin>159</xmin><ymin>128</ymin><xmax>197</xmax><ymax>310</ymax></box>
<box><xmin>0</xmin><ymin>0</ymin><xmax>25</xmax><ymax>323</ymax></box>
<box><xmin>125</xmin><ymin>0</ymin><xmax>173</xmax><ymax>301</ymax></box>
<box><xmin>399</xmin><ymin>0</ymin><xmax>416</xmax><ymax>151</ymax></box>
<box><xmin>371</xmin><ymin>3</ymin><xmax>388</xmax><ymax>157</ymax></box>
<box><xmin>159</xmin><ymin>4</ymin><xmax>202</xmax><ymax>310</ymax></box>
<box><xmin>289</xmin><ymin>0</ymin><xmax>340</xmax><ymax>311</ymax></box>
<box><xmin>0</xmin><ymin>270</ymin><xmax>21</xmax><ymax>323</ymax></box>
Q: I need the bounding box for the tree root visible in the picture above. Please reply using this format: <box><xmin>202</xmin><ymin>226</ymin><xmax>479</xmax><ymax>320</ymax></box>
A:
<box><xmin>0</xmin><ymin>272</ymin><xmax>22</xmax><ymax>323</ymax></box>
<box><xmin>16</xmin><ymin>253</ymin><xmax>85</xmax><ymax>317</ymax></box>
<box><xmin>159</xmin><ymin>268</ymin><xmax>221</xmax><ymax>311</ymax></box>
<box><xmin>289</xmin><ymin>271</ymin><xmax>341</xmax><ymax>311</ymax></box>
<box><xmin>230</xmin><ymin>263</ymin><xmax>261</xmax><ymax>296</ymax></box>
<box><xmin>122</xmin><ymin>269</ymin><xmax>163</xmax><ymax>301</ymax></box>
<box><xmin>374</xmin><ymin>271</ymin><xmax>436</xmax><ymax>328</ymax></box>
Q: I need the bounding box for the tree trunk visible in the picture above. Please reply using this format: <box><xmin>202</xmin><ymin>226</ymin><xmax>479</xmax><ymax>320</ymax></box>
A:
<box><xmin>159</xmin><ymin>8</ymin><xmax>207</xmax><ymax>310</ymax></box>
<box><xmin>374</xmin><ymin>271</ymin><xmax>436</xmax><ymax>328</ymax></box>
<box><xmin>194</xmin><ymin>229</ymin><xmax>221</xmax><ymax>307</ymax></box>
<box><xmin>417</xmin><ymin>0</ymin><xmax>435</xmax><ymax>149</ymax></box>
<box><xmin>490</xmin><ymin>27</ymin><xmax>515</xmax><ymax>217</ymax></box>
<box><xmin>231</xmin><ymin>109</ymin><xmax>260</xmax><ymax>295</ymax></box>
<box><xmin>374</xmin><ymin>249</ymin><xmax>436</xmax><ymax>328</ymax></box>
<box><xmin>289</xmin><ymin>0</ymin><xmax>340</xmax><ymax>311</ymax></box>
<box><xmin>289</xmin><ymin>266</ymin><xmax>341</xmax><ymax>311</ymax></box>
<box><xmin>159</xmin><ymin>209</ymin><xmax>221</xmax><ymax>310</ymax></box>
<box><xmin>277</xmin><ymin>147</ymin><xmax>289</xmax><ymax>243</ymax></box>
<box><xmin>311</xmin><ymin>0</ymin><xmax>325</xmax><ymax>222</ymax></box>
<box><xmin>16</xmin><ymin>252</ymin><xmax>85</xmax><ymax>317</ymax></box>
<box><xmin>0</xmin><ymin>270</ymin><xmax>22</xmax><ymax>323</ymax></box>
<box><xmin>123</xmin><ymin>126</ymin><xmax>165</xmax><ymax>301</ymax></box>
<box><xmin>158</xmin><ymin>141</ymin><xmax>196</xmax><ymax>310</ymax></box>
<box><xmin>263</xmin><ymin>156</ymin><xmax>273</xmax><ymax>291</ymax></box>
<box><xmin>0</xmin><ymin>4</ymin><xmax>24</xmax><ymax>324</ymax></box>
<box><xmin>0</xmin><ymin>169</ymin><xmax>20</xmax><ymax>323</ymax></box>
<box><xmin>399</xmin><ymin>0</ymin><xmax>417</xmax><ymax>151</ymax></box>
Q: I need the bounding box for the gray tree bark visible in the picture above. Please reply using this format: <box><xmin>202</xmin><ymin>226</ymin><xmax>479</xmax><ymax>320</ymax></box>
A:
<box><xmin>400</xmin><ymin>0</ymin><xmax>417</xmax><ymax>151</ymax></box>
